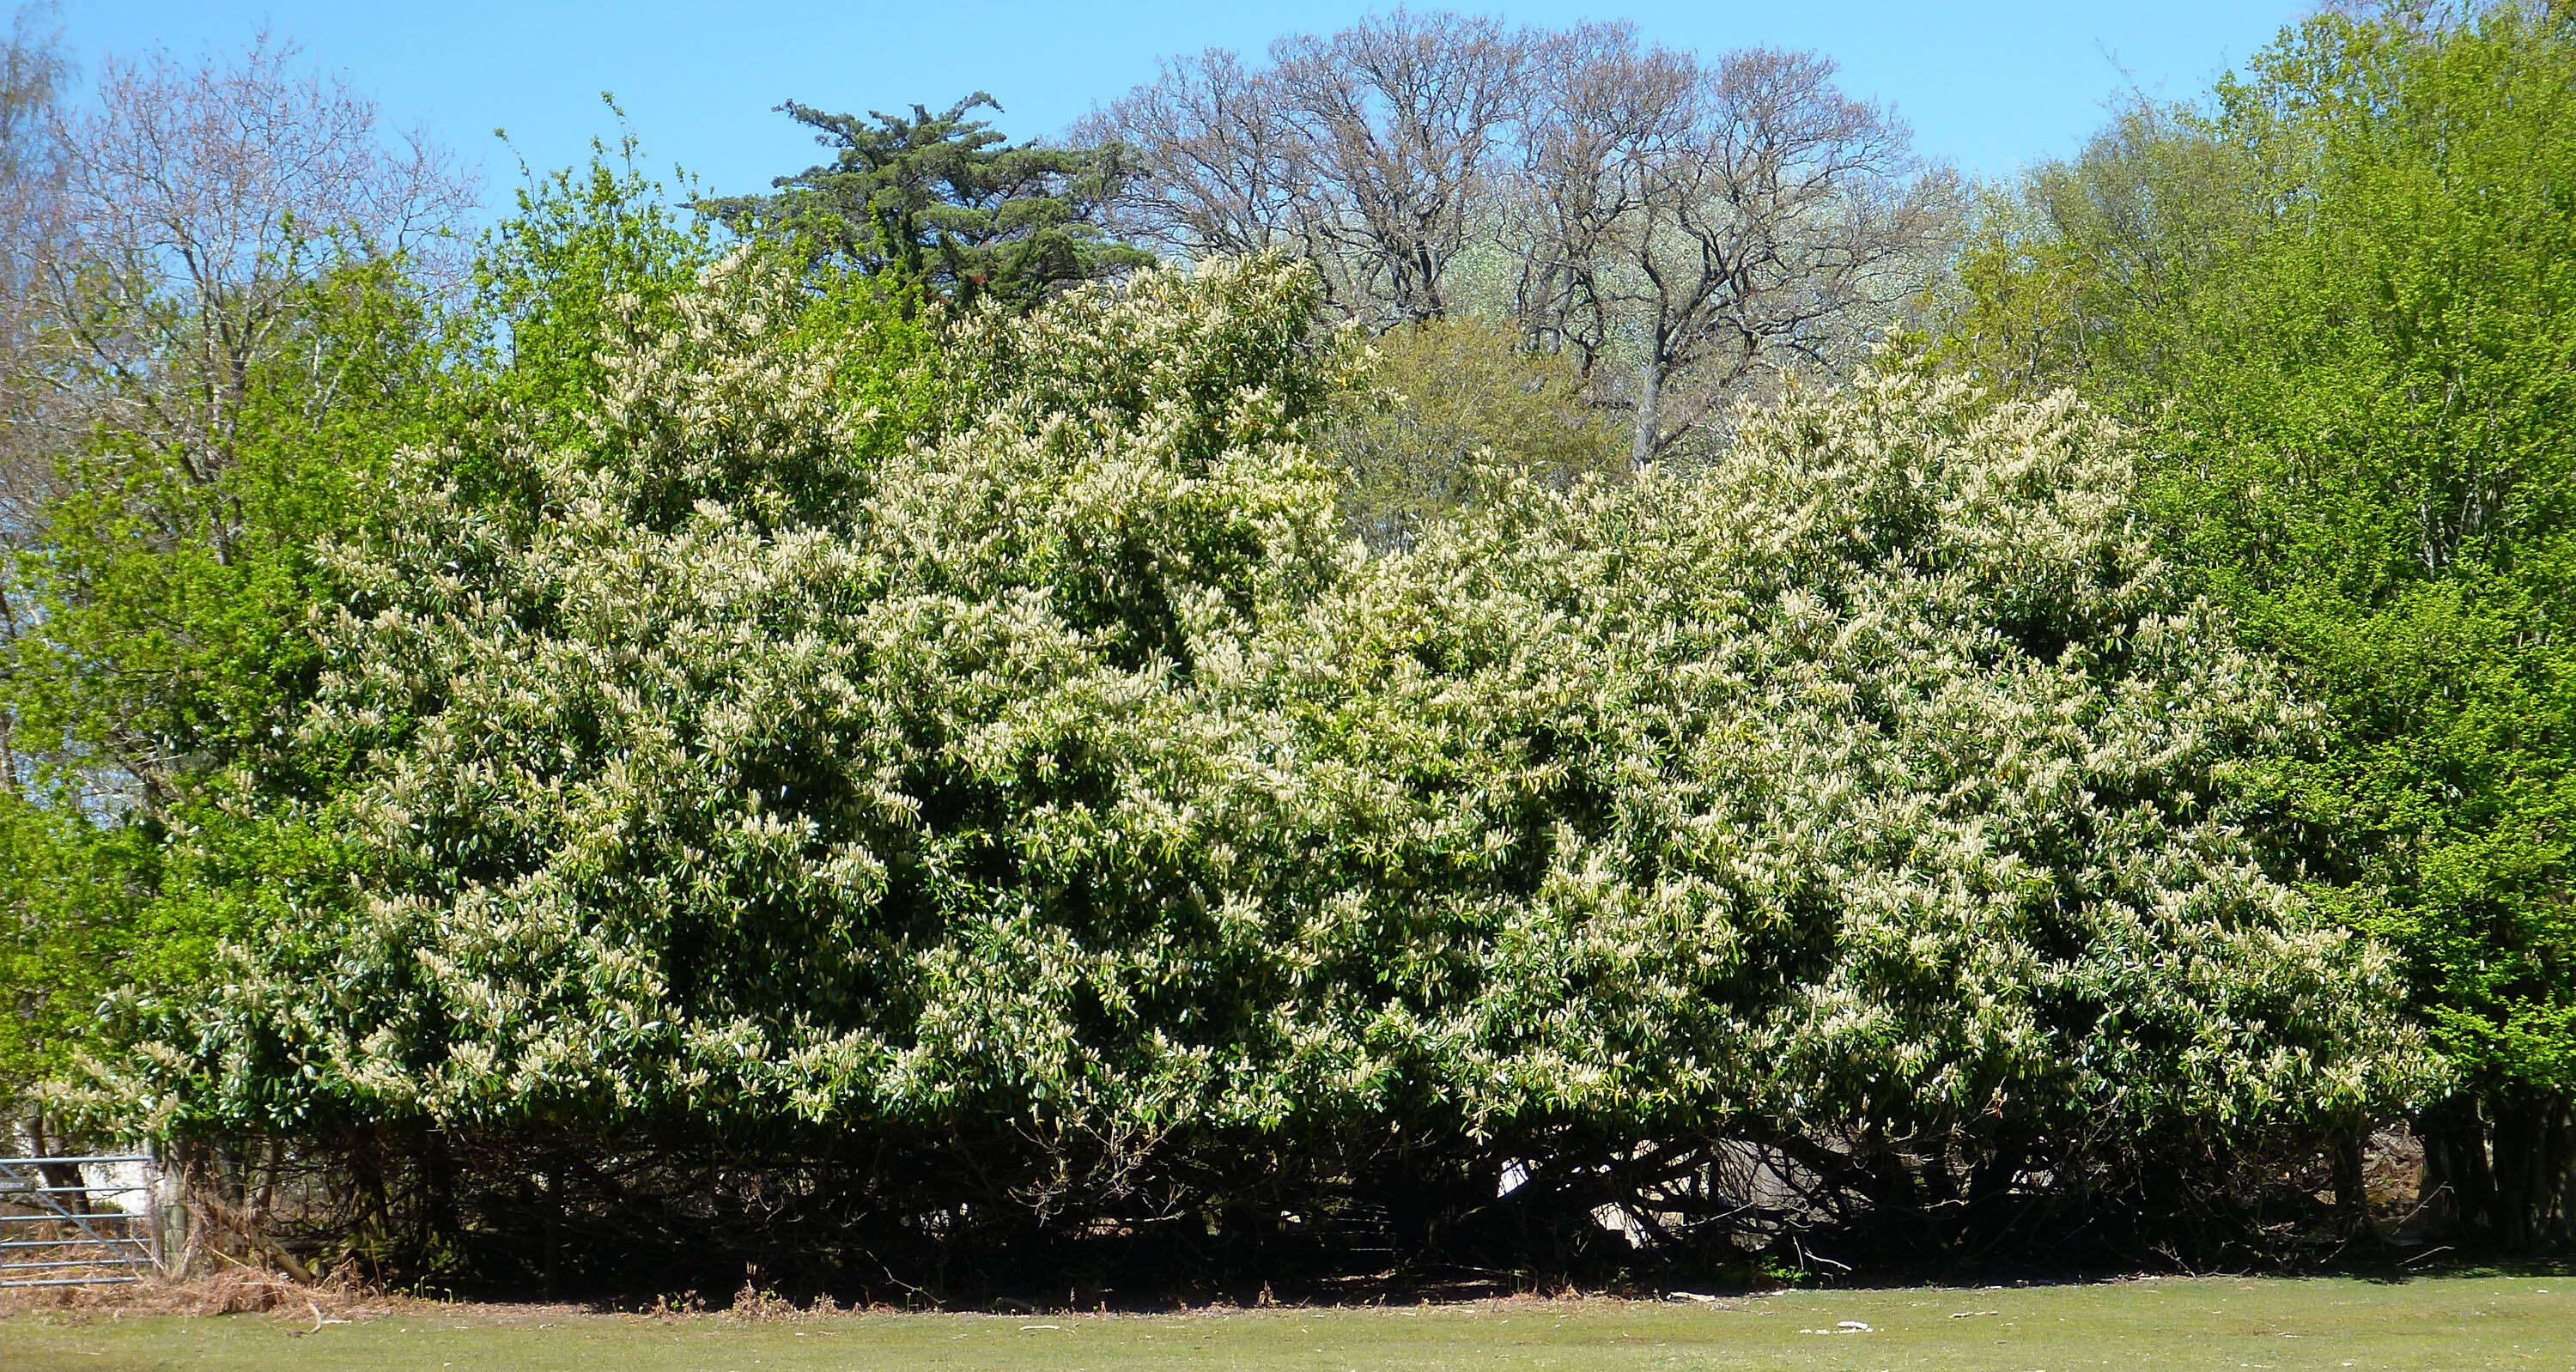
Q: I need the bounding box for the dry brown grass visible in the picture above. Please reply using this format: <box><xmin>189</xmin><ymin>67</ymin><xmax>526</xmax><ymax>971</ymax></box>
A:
<box><xmin>0</xmin><ymin>1266</ymin><xmax>395</xmax><ymax>1325</ymax></box>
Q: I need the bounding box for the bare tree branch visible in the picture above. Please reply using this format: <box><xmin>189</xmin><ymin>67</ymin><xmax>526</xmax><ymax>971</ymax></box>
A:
<box><xmin>28</xmin><ymin>31</ymin><xmax>477</xmax><ymax>509</ymax></box>
<box><xmin>1095</xmin><ymin>15</ymin><xmax>1960</xmax><ymax>459</ymax></box>
<box><xmin>1596</xmin><ymin>48</ymin><xmax>1955</xmax><ymax>464</ymax></box>
<box><xmin>1090</xmin><ymin>9</ymin><xmax>1540</xmax><ymax>325</ymax></box>
<box><xmin>0</xmin><ymin>30</ymin><xmax>476</xmax><ymax>813</ymax></box>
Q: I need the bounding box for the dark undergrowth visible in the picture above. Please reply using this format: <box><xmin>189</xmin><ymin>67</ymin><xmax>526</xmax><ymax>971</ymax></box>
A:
<box><xmin>144</xmin><ymin>1120</ymin><xmax>2505</xmax><ymax>1308</ymax></box>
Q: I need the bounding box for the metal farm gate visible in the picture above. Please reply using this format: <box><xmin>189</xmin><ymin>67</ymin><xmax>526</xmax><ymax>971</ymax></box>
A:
<box><xmin>0</xmin><ymin>1154</ymin><xmax>161</xmax><ymax>1288</ymax></box>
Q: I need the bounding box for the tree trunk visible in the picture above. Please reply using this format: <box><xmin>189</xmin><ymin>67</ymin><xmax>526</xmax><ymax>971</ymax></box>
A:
<box><xmin>1630</xmin><ymin>350</ymin><xmax>1662</xmax><ymax>470</ymax></box>
<box><xmin>2494</xmin><ymin>1100</ymin><xmax>2538</xmax><ymax>1252</ymax></box>
<box><xmin>2424</xmin><ymin>1091</ymin><xmax>2576</xmax><ymax>1254</ymax></box>
<box><xmin>2330</xmin><ymin>1126</ymin><xmax>2368</xmax><ymax>1235</ymax></box>
<box><xmin>25</xmin><ymin>1112</ymin><xmax>90</xmax><ymax>1217</ymax></box>
<box><xmin>2423</xmin><ymin>1096</ymin><xmax>2495</xmax><ymax>1245</ymax></box>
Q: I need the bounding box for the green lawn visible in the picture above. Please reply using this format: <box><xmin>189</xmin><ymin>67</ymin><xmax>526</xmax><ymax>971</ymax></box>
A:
<box><xmin>5</xmin><ymin>1275</ymin><xmax>2573</xmax><ymax>1370</ymax></box>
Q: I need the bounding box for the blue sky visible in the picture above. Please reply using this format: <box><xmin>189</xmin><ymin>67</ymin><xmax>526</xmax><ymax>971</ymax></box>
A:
<box><xmin>50</xmin><ymin>1</ymin><xmax>2306</xmax><ymax>219</ymax></box>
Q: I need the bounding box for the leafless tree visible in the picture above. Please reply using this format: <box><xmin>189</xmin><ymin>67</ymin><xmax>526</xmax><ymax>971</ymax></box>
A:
<box><xmin>0</xmin><ymin>3</ymin><xmax>58</xmax><ymax>184</ymax></box>
<box><xmin>1502</xmin><ymin>21</ymin><xmax>1692</xmax><ymax>373</ymax></box>
<box><xmin>1266</xmin><ymin>9</ymin><xmax>1535</xmax><ymax>324</ymax></box>
<box><xmin>1089</xmin><ymin>9</ymin><xmax>1540</xmax><ymax>325</ymax></box>
<box><xmin>1594</xmin><ymin>49</ymin><xmax>1953</xmax><ymax>464</ymax></box>
<box><xmin>1077</xmin><ymin>51</ymin><xmax>1306</xmax><ymax>259</ymax></box>
<box><xmin>0</xmin><ymin>2</ymin><xmax>69</xmax><ymax>542</ymax></box>
<box><xmin>21</xmin><ymin>33</ymin><xmax>476</xmax><ymax>511</ymax></box>
<box><xmin>1094</xmin><ymin>14</ymin><xmax>1958</xmax><ymax>462</ymax></box>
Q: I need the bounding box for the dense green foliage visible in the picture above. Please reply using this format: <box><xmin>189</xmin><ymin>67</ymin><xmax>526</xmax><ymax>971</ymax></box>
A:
<box><xmin>0</xmin><ymin>256</ymin><xmax>439</xmax><ymax>1118</ymax></box>
<box><xmin>1945</xmin><ymin>1</ymin><xmax>2576</xmax><ymax>1247</ymax></box>
<box><xmin>703</xmin><ymin>94</ymin><xmax>1149</xmax><ymax>310</ymax></box>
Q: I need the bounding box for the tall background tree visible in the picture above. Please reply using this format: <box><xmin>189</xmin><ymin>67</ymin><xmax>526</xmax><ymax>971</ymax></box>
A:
<box><xmin>0</xmin><ymin>26</ymin><xmax>473</xmax><ymax>1157</ymax></box>
<box><xmin>1086</xmin><ymin>10</ymin><xmax>1955</xmax><ymax>465</ymax></box>
<box><xmin>0</xmin><ymin>2</ymin><xmax>67</xmax><ymax>538</ymax></box>
<box><xmin>702</xmin><ymin>94</ymin><xmax>1149</xmax><ymax>311</ymax></box>
<box><xmin>1943</xmin><ymin>0</ymin><xmax>2576</xmax><ymax>1250</ymax></box>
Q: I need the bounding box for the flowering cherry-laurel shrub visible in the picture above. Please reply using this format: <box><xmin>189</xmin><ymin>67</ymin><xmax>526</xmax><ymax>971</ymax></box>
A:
<box><xmin>91</xmin><ymin>250</ymin><xmax>2431</xmax><ymax>1270</ymax></box>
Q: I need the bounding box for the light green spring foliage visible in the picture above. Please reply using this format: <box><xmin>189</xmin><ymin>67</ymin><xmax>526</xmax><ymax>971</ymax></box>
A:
<box><xmin>1324</xmin><ymin>316</ymin><xmax>1625</xmax><ymax>552</ymax></box>
<box><xmin>1941</xmin><ymin>2</ymin><xmax>2576</xmax><ymax>1216</ymax></box>
<box><xmin>1933</xmin><ymin>99</ymin><xmax>2255</xmax><ymax>404</ymax></box>
<box><xmin>2163</xmin><ymin>3</ymin><xmax>2576</xmax><ymax>1116</ymax></box>
<box><xmin>0</xmin><ymin>254</ymin><xmax>441</xmax><ymax>1118</ymax></box>
<box><xmin>97</xmin><ymin>254</ymin><xmax>2427</xmax><ymax>1199</ymax></box>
